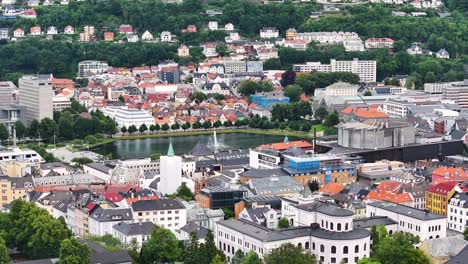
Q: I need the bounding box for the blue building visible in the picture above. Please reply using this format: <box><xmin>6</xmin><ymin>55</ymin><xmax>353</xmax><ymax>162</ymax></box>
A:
<box><xmin>250</xmin><ymin>92</ymin><xmax>290</xmax><ymax>108</ymax></box>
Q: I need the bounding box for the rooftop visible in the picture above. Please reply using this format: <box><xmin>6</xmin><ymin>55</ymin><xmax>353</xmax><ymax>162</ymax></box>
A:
<box><xmin>367</xmin><ymin>201</ymin><xmax>445</xmax><ymax>221</ymax></box>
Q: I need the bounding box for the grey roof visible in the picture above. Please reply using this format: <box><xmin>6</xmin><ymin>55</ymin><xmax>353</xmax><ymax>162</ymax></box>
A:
<box><xmin>85</xmin><ymin>161</ymin><xmax>118</xmax><ymax>173</ymax></box>
<box><xmin>450</xmin><ymin>129</ymin><xmax>467</xmax><ymax>140</ymax></box>
<box><xmin>446</xmin><ymin>245</ymin><xmax>468</xmax><ymax>264</ymax></box>
<box><xmin>85</xmin><ymin>241</ymin><xmax>133</xmax><ymax>264</ymax></box>
<box><xmin>89</xmin><ymin>207</ymin><xmax>133</xmax><ymax>222</ymax></box>
<box><xmin>40</xmin><ymin>162</ymin><xmax>72</xmax><ymax>170</ymax></box>
<box><xmin>187</xmin><ymin>208</ymin><xmax>224</xmax><ymax>222</ymax></box>
<box><xmin>249</xmin><ymin>176</ymin><xmax>302</xmax><ymax>196</ymax></box>
<box><xmin>190</xmin><ymin>142</ymin><xmax>213</xmax><ymax>156</ymax></box>
<box><xmin>368</xmin><ymin>201</ymin><xmax>446</xmax><ymax>221</ymax></box>
<box><xmin>0</xmin><ymin>175</ymin><xmax>34</xmax><ymax>189</ymax></box>
<box><xmin>113</xmin><ymin>221</ymin><xmax>154</xmax><ymax>236</ymax></box>
<box><xmin>353</xmin><ymin>216</ymin><xmax>397</xmax><ymax>229</ymax></box>
<box><xmin>180</xmin><ymin>222</ymin><xmax>209</xmax><ymax>239</ymax></box>
<box><xmin>455</xmin><ymin>119</ymin><xmax>468</xmax><ymax>130</ymax></box>
<box><xmin>218</xmin><ymin>219</ymin><xmax>370</xmax><ymax>242</ymax></box>
<box><xmin>424</xmin><ymin>236</ymin><xmax>467</xmax><ymax>258</ymax></box>
<box><xmin>243</xmin><ymin>207</ymin><xmax>271</xmax><ymax>223</ymax></box>
<box><xmin>295</xmin><ymin>201</ymin><xmax>354</xmax><ymax>217</ymax></box>
<box><xmin>52</xmin><ymin>198</ymin><xmax>73</xmax><ymax>213</ymax></box>
<box><xmin>14</xmin><ymin>260</ymin><xmax>55</xmax><ymax>264</ymax></box>
<box><xmin>241</xmin><ymin>168</ymin><xmax>288</xmax><ymax>178</ymax></box>
<box><xmin>131</xmin><ymin>199</ymin><xmax>185</xmax><ymax>211</ymax></box>
<box><xmin>283</xmin><ymin>146</ymin><xmax>306</xmax><ymax>157</ymax></box>
<box><xmin>450</xmin><ymin>193</ymin><xmax>468</xmax><ymax>208</ymax></box>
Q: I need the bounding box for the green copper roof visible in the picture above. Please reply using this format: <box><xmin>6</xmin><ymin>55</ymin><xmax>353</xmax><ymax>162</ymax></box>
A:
<box><xmin>283</xmin><ymin>135</ymin><xmax>289</xmax><ymax>144</ymax></box>
<box><xmin>167</xmin><ymin>141</ymin><xmax>174</xmax><ymax>157</ymax></box>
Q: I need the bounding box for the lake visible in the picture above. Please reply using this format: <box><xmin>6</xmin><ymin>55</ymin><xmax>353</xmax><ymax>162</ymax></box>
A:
<box><xmin>92</xmin><ymin>132</ymin><xmax>304</xmax><ymax>159</ymax></box>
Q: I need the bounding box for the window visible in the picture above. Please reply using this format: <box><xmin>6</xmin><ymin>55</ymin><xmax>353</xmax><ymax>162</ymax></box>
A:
<box><xmin>364</xmin><ymin>243</ymin><xmax>367</xmax><ymax>251</ymax></box>
<box><xmin>337</xmin><ymin>223</ymin><xmax>341</xmax><ymax>231</ymax></box>
<box><xmin>320</xmin><ymin>245</ymin><xmax>324</xmax><ymax>253</ymax></box>
<box><xmin>331</xmin><ymin>257</ymin><xmax>336</xmax><ymax>263</ymax></box>
<box><xmin>312</xmin><ymin>243</ymin><xmax>315</xmax><ymax>250</ymax></box>
<box><xmin>355</xmin><ymin>245</ymin><xmax>359</xmax><ymax>253</ymax></box>
<box><xmin>343</xmin><ymin>246</ymin><xmax>348</xmax><ymax>254</ymax></box>
<box><xmin>330</xmin><ymin>223</ymin><xmax>334</xmax><ymax>230</ymax></box>
<box><xmin>345</xmin><ymin>223</ymin><xmax>349</xmax><ymax>231</ymax></box>
<box><xmin>320</xmin><ymin>256</ymin><xmax>324</xmax><ymax>262</ymax></box>
<box><xmin>355</xmin><ymin>257</ymin><xmax>359</xmax><ymax>263</ymax></box>
<box><xmin>331</xmin><ymin>246</ymin><xmax>336</xmax><ymax>254</ymax></box>
<box><xmin>298</xmin><ymin>243</ymin><xmax>302</xmax><ymax>249</ymax></box>
<box><xmin>305</xmin><ymin>242</ymin><xmax>309</xmax><ymax>250</ymax></box>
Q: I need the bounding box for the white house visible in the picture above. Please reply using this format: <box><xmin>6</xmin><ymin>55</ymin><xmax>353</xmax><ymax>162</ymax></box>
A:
<box><xmin>127</xmin><ymin>34</ymin><xmax>139</xmax><ymax>42</ymax></box>
<box><xmin>13</xmin><ymin>28</ymin><xmax>24</xmax><ymax>38</ymax></box>
<box><xmin>64</xmin><ymin>25</ymin><xmax>75</xmax><ymax>34</ymax></box>
<box><xmin>112</xmin><ymin>222</ymin><xmax>154</xmax><ymax>249</ymax></box>
<box><xmin>366</xmin><ymin>202</ymin><xmax>447</xmax><ymax>241</ymax></box>
<box><xmin>88</xmin><ymin>207</ymin><xmax>133</xmax><ymax>236</ymax></box>
<box><xmin>47</xmin><ymin>26</ymin><xmax>58</xmax><ymax>35</ymax></box>
<box><xmin>260</xmin><ymin>27</ymin><xmax>279</xmax><ymax>39</ymax></box>
<box><xmin>131</xmin><ymin>199</ymin><xmax>187</xmax><ymax>231</ymax></box>
<box><xmin>160</xmin><ymin>31</ymin><xmax>172</xmax><ymax>42</ymax></box>
<box><xmin>447</xmin><ymin>192</ymin><xmax>468</xmax><ymax>233</ymax></box>
<box><xmin>239</xmin><ymin>207</ymin><xmax>280</xmax><ymax>229</ymax></box>
<box><xmin>224</xmin><ymin>23</ymin><xmax>234</xmax><ymax>31</ymax></box>
<box><xmin>141</xmin><ymin>30</ymin><xmax>153</xmax><ymax>41</ymax></box>
<box><xmin>208</xmin><ymin>21</ymin><xmax>219</xmax><ymax>31</ymax></box>
<box><xmin>103</xmin><ymin>107</ymin><xmax>154</xmax><ymax>128</ymax></box>
<box><xmin>436</xmin><ymin>49</ymin><xmax>450</xmax><ymax>59</ymax></box>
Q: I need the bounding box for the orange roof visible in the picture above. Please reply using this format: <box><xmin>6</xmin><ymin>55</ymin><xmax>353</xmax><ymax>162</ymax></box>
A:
<box><xmin>432</xmin><ymin>166</ymin><xmax>467</xmax><ymax>179</ymax></box>
<box><xmin>257</xmin><ymin>140</ymin><xmax>313</xmax><ymax>151</ymax></box>
<box><xmin>125</xmin><ymin>195</ymin><xmax>159</xmax><ymax>205</ymax></box>
<box><xmin>365</xmin><ymin>191</ymin><xmax>413</xmax><ymax>204</ymax></box>
<box><xmin>376</xmin><ymin>181</ymin><xmax>402</xmax><ymax>193</ymax></box>
<box><xmin>300</xmin><ymin>94</ymin><xmax>309</xmax><ymax>101</ymax></box>
<box><xmin>340</xmin><ymin>106</ymin><xmax>389</xmax><ymax>119</ymax></box>
<box><xmin>319</xmin><ymin>183</ymin><xmax>343</xmax><ymax>196</ymax></box>
<box><xmin>249</xmin><ymin>103</ymin><xmax>256</xmax><ymax>109</ymax></box>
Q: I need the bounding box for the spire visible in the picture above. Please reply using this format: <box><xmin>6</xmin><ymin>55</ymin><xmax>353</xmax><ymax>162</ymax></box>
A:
<box><xmin>283</xmin><ymin>135</ymin><xmax>289</xmax><ymax>144</ymax></box>
<box><xmin>167</xmin><ymin>140</ymin><xmax>174</xmax><ymax>157</ymax></box>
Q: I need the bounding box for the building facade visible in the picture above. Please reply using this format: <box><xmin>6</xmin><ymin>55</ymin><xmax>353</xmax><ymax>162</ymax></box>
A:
<box><xmin>293</xmin><ymin>59</ymin><xmax>377</xmax><ymax>83</ymax></box>
<box><xmin>18</xmin><ymin>75</ymin><xmax>54</xmax><ymax>124</ymax></box>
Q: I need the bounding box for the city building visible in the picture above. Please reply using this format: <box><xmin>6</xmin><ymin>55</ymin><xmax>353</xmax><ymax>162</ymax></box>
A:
<box><xmin>103</xmin><ymin>107</ymin><xmax>154</xmax><ymax>128</ymax></box>
<box><xmin>323</xmin><ymin>82</ymin><xmax>359</xmax><ymax>96</ymax></box>
<box><xmin>159</xmin><ymin>142</ymin><xmax>182</xmax><ymax>195</ymax></box>
<box><xmin>0</xmin><ymin>176</ymin><xmax>34</xmax><ymax>208</ymax></box>
<box><xmin>447</xmin><ymin>192</ymin><xmax>468</xmax><ymax>233</ymax></box>
<box><xmin>293</xmin><ymin>59</ymin><xmax>377</xmax><ymax>83</ymax></box>
<box><xmin>131</xmin><ymin>199</ymin><xmax>186</xmax><ymax>230</ymax></box>
<box><xmin>285</xmin><ymin>28</ymin><xmax>297</xmax><ymax>40</ymax></box>
<box><xmin>366</xmin><ymin>202</ymin><xmax>447</xmax><ymax>240</ymax></box>
<box><xmin>88</xmin><ymin>207</ymin><xmax>133</xmax><ymax>236</ymax></box>
<box><xmin>250</xmin><ymin>92</ymin><xmax>290</xmax><ymax>108</ymax></box>
<box><xmin>196</xmin><ymin>186</ymin><xmax>247</xmax><ymax>210</ymax></box>
<box><xmin>160</xmin><ymin>31</ymin><xmax>173</xmax><ymax>42</ymax></box>
<box><xmin>223</xmin><ymin>60</ymin><xmax>246</xmax><ymax>73</ymax></box>
<box><xmin>0</xmin><ymin>28</ymin><xmax>8</xmax><ymax>40</ymax></box>
<box><xmin>208</xmin><ymin>21</ymin><xmax>218</xmax><ymax>31</ymax></box>
<box><xmin>259</xmin><ymin>27</ymin><xmax>279</xmax><ymax>39</ymax></box>
<box><xmin>79</xmin><ymin>25</ymin><xmax>95</xmax><ymax>42</ymax></box>
<box><xmin>295</xmin><ymin>31</ymin><xmax>360</xmax><ymax>44</ymax></box>
<box><xmin>443</xmin><ymin>80</ymin><xmax>468</xmax><ymax>108</ymax></box>
<box><xmin>112</xmin><ymin>222</ymin><xmax>154</xmax><ymax>250</ymax></box>
<box><xmin>364</xmin><ymin>38</ymin><xmax>394</xmax><ymax>49</ymax></box>
<box><xmin>77</xmin><ymin>60</ymin><xmax>109</xmax><ymax>78</ymax></box>
<box><xmin>18</xmin><ymin>75</ymin><xmax>54</xmax><ymax>124</ymax></box>
<box><xmin>425</xmin><ymin>181</ymin><xmax>459</xmax><ymax>216</ymax></box>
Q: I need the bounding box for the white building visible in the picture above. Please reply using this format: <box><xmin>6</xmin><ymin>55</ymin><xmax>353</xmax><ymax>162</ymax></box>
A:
<box><xmin>365</xmin><ymin>38</ymin><xmax>394</xmax><ymax>49</ymax></box>
<box><xmin>18</xmin><ymin>75</ymin><xmax>54</xmax><ymax>124</ymax></box>
<box><xmin>46</xmin><ymin>26</ymin><xmax>58</xmax><ymax>35</ymax></box>
<box><xmin>160</xmin><ymin>31</ymin><xmax>172</xmax><ymax>42</ymax></box>
<box><xmin>103</xmin><ymin>107</ymin><xmax>154</xmax><ymax>128</ymax></box>
<box><xmin>424</xmin><ymin>82</ymin><xmax>450</xmax><ymax>94</ymax></box>
<box><xmin>295</xmin><ymin>31</ymin><xmax>360</xmax><ymax>44</ymax></box>
<box><xmin>78</xmin><ymin>60</ymin><xmax>109</xmax><ymax>78</ymax></box>
<box><xmin>447</xmin><ymin>193</ymin><xmax>468</xmax><ymax>233</ymax></box>
<box><xmin>159</xmin><ymin>143</ymin><xmax>182</xmax><ymax>195</ymax></box>
<box><xmin>293</xmin><ymin>59</ymin><xmax>377</xmax><ymax>83</ymax></box>
<box><xmin>88</xmin><ymin>207</ymin><xmax>133</xmax><ymax>236</ymax></box>
<box><xmin>216</xmin><ymin>198</ymin><xmax>371</xmax><ymax>263</ymax></box>
<box><xmin>224</xmin><ymin>23</ymin><xmax>234</xmax><ymax>31</ymax></box>
<box><xmin>325</xmin><ymin>82</ymin><xmax>359</xmax><ymax>96</ymax></box>
<box><xmin>203</xmin><ymin>43</ymin><xmax>218</xmax><ymax>57</ymax></box>
<box><xmin>382</xmin><ymin>99</ymin><xmax>413</xmax><ymax>118</ymax></box>
<box><xmin>52</xmin><ymin>94</ymin><xmax>72</xmax><ymax>112</ymax></box>
<box><xmin>13</xmin><ymin>28</ymin><xmax>24</xmax><ymax>38</ymax></box>
<box><xmin>223</xmin><ymin>60</ymin><xmax>246</xmax><ymax>73</ymax></box>
<box><xmin>208</xmin><ymin>21</ymin><xmax>219</xmax><ymax>31</ymax></box>
<box><xmin>141</xmin><ymin>30</ymin><xmax>153</xmax><ymax>41</ymax></box>
<box><xmin>131</xmin><ymin>199</ymin><xmax>186</xmax><ymax>231</ymax></box>
<box><xmin>435</xmin><ymin>49</ymin><xmax>450</xmax><ymax>59</ymax></box>
<box><xmin>366</xmin><ymin>202</ymin><xmax>447</xmax><ymax>241</ymax></box>
<box><xmin>249</xmin><ymin>148</ymin><xmax>281</xmax><ymax>169</ymax></box>
<box><xmin>239</xmin><ymin>207</ymin><xmax>280</xmax><ymax>229</ymax></box>
<box><xmin>259</xmin><ymin>27</ymin><xmax>279</xmax><ymax>39</ymax></box>
<box><xmin>343</xmin><ymin>40</ymin><xmax>365</xmax><ymax>52</ymax></box>
<box><xmin>64</xmin><ymin>25</ymin><xmax>75</xmax><ymax>35</ymax></box>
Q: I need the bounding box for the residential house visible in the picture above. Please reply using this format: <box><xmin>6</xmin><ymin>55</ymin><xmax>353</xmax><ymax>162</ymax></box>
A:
<box><xmin>224</xmin><ymin>23</ymin><xmax>234</xmax><ymax>31</ymax></box>
<box><xmin>104</xmin><ymin>32</ymin><xmax>114</xmax><ymax>41</ymax></box>
<box><xmin>160</xmin><ymin>31</ymin><xmax>172</xmax><ymax>42</ymax></box>
<box><xmin>436</xmin><ymin>49</ymin><xmax>450</xmax><ymax>59</ymax></box>
<box><xmin>187</xmin><ymin>25</ymin><xmax>197</xmax><ymax>32</ymax></box>
<box><xmin>13</xmin><ymin>28</ymin><xmax>24</xmax><ymax>38</ymax></box>
<box><xmin>0</xmin><ymin>28</ymin><xmax>8</xmax><ymax>40</ymax></box>
<box><xmin>127</xmin><ymin>34</ymin><xmax>139</xmax><ymax>43</ymax></box>
<box><xmin>447</xmin><ymin>192</ymin><xmax>468</xmax><ymax>233</ymax></box>
<box><xmin>285</xmin><ymin>28</ymin><xmax>297</xmax><ymax>40</ymax></box>
<box><xmin>425</xmin><ymin>181</ymin><xmax>459</xmax><ymax>216</ymax></box>
<box><xmin>112</xmin><ymin>222</ymin><xmax>155</xmax><ymax>249</ymax></box>
<box><xmin>208</xmin><ymin>21</ymin><xmax>218</xmax><ymax>31</ymax></box>
<box><xmin>30</xmin><ymin>26</ymin><xmax>41</xmax><ymax>36</ymax></box>
<box><xmin>21</xmin><ymin>8</ymin><xmax>36</xmax><ymax>19</ymax></box>
<box><xmin>203</xmin><ymin>43</ymin><xmax>218</xmax><ymax>57</ymax></box>
<box><xmin>64</xmin><ymin>25</ymin><xmax>75</xmax><ymax>34</ymax></box>
<box><xmin>419</xmin><ymin>236</ymin><xmax>468</xmax><ymax>264</ymax></box>
<box><xmin>131</xmin><ymin>199</ymin><xmax>187</xmax><ymax>231</ymax></box>
<box><xmin>88</xmin><ymin>207</ymin><xmax>133</xmax><ymax>236</ymax></box>
<box><xmin>260</xmin><ymin>27</ymin><xmax>279</xmax><ymax>39</ymax></box>
<box><xmin>178</xmin><ymin>45</ymin><xmax>190</xmax><ymax>57</ymax></box>
<box><xmin>119</xmin><ymin>24</ymin><xmax>133</xmax><ymax>34</ymax></box>
<box><xmin>239</xmin><ymin>207</ymin><xmax>280</xmax><ymax>229</ymax></box>
<box><xmin>141</xmin><ymin>30</ymin><xmax>153</xmax><ymax>41</ymax></box>
<box><xmin>364</xmin><ymin>38</ymin><xmax>394</xmax><ymax>49</ymax></box>
<box><xmin>407</xmin><ymin>42</ymin><xmax>423</xmax><ymax>55</ymax></box>
<box><xmin>0</xmin><ymin>176</ymin><xmax>34</xmax><ymax>208</ymax></box>
<box><xmin>46</xmin><ymin>26</ymin><xmax>58</xmax><ymax>35</ymax></box>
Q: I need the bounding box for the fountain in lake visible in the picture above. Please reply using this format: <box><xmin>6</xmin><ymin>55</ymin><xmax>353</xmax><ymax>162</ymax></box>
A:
<box><xmin>208</xmin><ymin>131</ymin><xmax>228</xmax><ymax>152</ymax></box>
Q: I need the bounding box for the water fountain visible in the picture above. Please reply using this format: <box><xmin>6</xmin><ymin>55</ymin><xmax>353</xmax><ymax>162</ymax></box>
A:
<box><xmin>213</xmin><ymin>131</ymin><xmax>218</xmax><ymax>150</ymax></box>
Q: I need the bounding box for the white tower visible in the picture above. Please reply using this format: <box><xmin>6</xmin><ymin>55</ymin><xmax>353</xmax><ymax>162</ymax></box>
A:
<box><xmin>159</xmin><ymin>141</ymin><xmax>182</xmax><ymax>195</ymax></box>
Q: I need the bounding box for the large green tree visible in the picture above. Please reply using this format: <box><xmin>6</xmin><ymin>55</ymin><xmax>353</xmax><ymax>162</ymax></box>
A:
<box><xmin>264</xmin><ymin>243</ymin><xmax>316</xmax><ymax>264</ymax></box>
<box><xmin>0</xmin><ymin>236</ymin><xmax>10</xmax><ymax>264</ymax></box>
<box><xmin>57</xmin><ymin>238</ymin><xmax>91</xmax><ymax>264</ymax></box>
<box><xmin>284</xmin><ymin>85</ymin><xmax>303</xmax><ymax>103</ymax></box>
<box><xmin>139</xmin><ymin>226</ymin><xmax>182</xmax><ymax>264</ymax></box>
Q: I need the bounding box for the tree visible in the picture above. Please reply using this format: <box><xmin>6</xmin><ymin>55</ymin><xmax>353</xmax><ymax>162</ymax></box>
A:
<box><xmin>0</xmin><ymin>124</ymin><xmax>8</xmax><ymax>142</ymax></box>
<box><xmin>84</xmin><ymin>135</ymin><xmax>97</xmax><ymax>145</ymax></box>
<box><xmin>118</xmin><ymin>95</ymin><xmax>125</xmax><ymax>102</ymax></box>
<box><xmin>264</xmin><ymin>243</ymin><xmax>316</xmax><ymax>264</ymax></box>
<box><xmin>0</xmin><ymin>236</ymin><xmax>10</xmax><ymax>264</ymax></box>
<box><xmin>323</xmin><ymin>112</ymin><xmax>339</xmax><ymax>127</ymax></box>
<box><xmin>184</xmin><ymin>232</ymin><xmax>202</xmax><ymax>264</ymax></box>
<box><xmin>161</xmin><ymin>123</ymin><xmax>170</xmax><ymax>131</ymax></box>
<box><xmin>314</xmin><ymin>107</ymin><xmax>328</xmax><ymax>121</ymax></box>
<box><xmin>363</xmin><ymin>91</ymin><xmax>372</xmax><ymax>96</ymax></box>
<box><xmin>150</xmin><ymin>153</ymin><xmax>161</xmax><ymax>160</ymax></box>
<box><xmin>139</xmin><ymin>226</ymin><xmax>182</xmax><ymax>264</ymax></box>
<box><xmin>149</xmin><ymin>124</ymin><xmax>158</xmax><ymax>132</ymax></box>
<box><xmin>232</xmin><ymin>250</ymin><xmax>246</xmax><ymax>264</ymax></box>
<box><xmin>284</xmin><ymin>85</ymin><xmax>302</xmax><ymax>102</ymax></box>
<box><xmin>370</xmin><ymin>226</ymin><xmax>428</xmax><ymax>264</ymax></box>
<box><xmin>128</xmin><ymin>125</ymin><xmax>138</xmax><ymax>134</ymax></box>
<box><xmin>464</xmin><ymin>227</ymin><xmax>468</xmax><ymax>241</ymax></box>
<box><xmin>71</xmin><ymin>157</ymin><xmax>93</xmax><ymax>167</ymax></box>
<box><xmin>223</xmin><ymin>120</ymin><xmax>232</xmax><ymax>127</ymax></box>
<box><xmin>199</xmin><ymin>230</ymin><xmax>225</xmax><ymax>263</ymax></box>
<box><xmin>27</xmin><ymin>119</ymin><xmax>41</xmax><ymax>139</ymax></box>
<box><xmin>57</xmin><ymin>238</ymin><xmax>91</xmax><ymax>264</ymax></box>
<box><xmin>40</xmin><ymin>118</ymin><xmax>58</xmax><ymax>143</ymax></box>
<box><xmin>203</xmin><ymin>121</ymin><xmax>212</xmax><ymax>129</ymax></box>
<box><xmin>15</xmin><ymin>121</ymin><xmax>26</xmax><ymax>139</ymax></box>
<box><xmin>211</xmin><ymin>254</ymin><xmax>225</xmax><ymax>264</ymax></box>
<box><xmin>308</xmin><ymin>180</ymin><xmax>320</xmax><ymax>192</ymax></box>
<box><xmin>263</xmin><ymin>58</ymin><xmax>281</xmax><ymax>70</ymax></box>
<box><xmin>139</xmin><ymin>124</ymin><xmax>148</xmax><ymax>133</ymax></box>
<box><xmin>120</xmin><ymin>126</ymin><xmax>127</xmax><ymax>133</ymax></box>
<box><xmin>176</xmin><ymin>185</ymin><xmax>194</xmax><ymax>201</ymax></box>
<box><xmin>301</xmin><ymin>122</ymin><xmax>311</xmax><ymax>132</ymax></box>
<box><xmin>277</xmin><ymin>218</ymin><xmax>290</xmax><ymax>229</ymax></box>
<box><xmin>213</xmin><ymin>120</ymin><xmax>222</xmax><ymax>128</ymax></box>
<box><xmin>190</xmin><ymin>92</ymin><xmax>208</xmax><ymax>102</ymax></box>
<box><xmin>280</xmin><ymin>70</ymin><xmax>296</xmax><ymax>87</ymax></box>
<box><xmin>242</xmin><ymin>251</ymin><xmax>262</xmax><ymax>264</ymax></box>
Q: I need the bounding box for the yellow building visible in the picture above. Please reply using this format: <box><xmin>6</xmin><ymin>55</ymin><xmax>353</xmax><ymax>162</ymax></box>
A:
<box><xmin>0</xmin><ymin>160</ymin><xmax>39</xmax><ymax>177</ymax></box>
<box><xmin>285</xmin><ymin>28</ymin><xmax>297</xmax><ymax>40</ymax></box>
<box><xmin>425</xmin><ymin>181</ymin><xmax>458</xmax><ymax>216</ymax></box>
<box><xmin>0</xmin><ymin>176</ymin><xmax>34</xmax><ymax>208</ymax></box>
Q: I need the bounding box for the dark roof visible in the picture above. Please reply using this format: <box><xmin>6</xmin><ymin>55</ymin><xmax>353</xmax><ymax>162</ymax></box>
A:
<box><xmin>368</xmin><ymin>201</ymin><xmax>446</xmax><ymax>220</ymax></box>
<box><xmin>89</xmin><ymin>207</ymin><xmax>133</xmax><ymax>222</ymax></box>
<box><xmin>218</xmin><ymin>219</ymin><xmax>370</xmax><ymax>242</ymax></box>
<box><xmin>190</xmin><ymin>142</ymin><xmax>213</xmax><ymax>156</ymax></box>
<box><xmin>180</xmin><ymin>222</ymin><xmax>209</xmax><ymax>239</ymax></box>
<box><xmin>14</xmin><ymin>260</ymin><xmax>54</xmax><ymax>264</ymax></box>
<box><xmin>131</xmin><ymin>199</ymin><xmax>185</xmax><ymax>211</ymax></box>
<box><xmin>113</xmin><ymin>221</ymin><xmax>154</xmax><ymax>236</ymax></box>
<box><xmin>353</xmin><ymin>216</ymin><xmax>397</xmax><ymax>229</ymax></box>
<box><xmin>240</xmin><ymin>168</ymin><xmax>288</xmax><ymax>178</ymax></box>
<box><xmin>450</xmin><ymin>193</ymin><xmax>468</xmax><ymax>208</ymax></box>
<box><xmin>85</xmin><ymin>241</ymin><xmax>133</xmax><ymax>264</ymax></box>
<box><xmin>450</xmin><ymin>129</ymin><xmax>466</xmax><ymax>140</ymax></box>
<box><xmin>446</xmin><ymin>245</ymin><xmax>468</xmax><ymax>264</ymax></box>
<box><xmin>0</xmin><ymin>175</ymin><xmax>34</xmax><ymax>189</ymax></box>
<box><xmin>357</xmin><ymin>189</ymin><xmax>370</xmax><ymax>199</ymax></box>
<box><xmin>295</xmin><ymin>201</ymin><xmax>353</xmax><ymax>217</ymax></box>
<box><xmin>52</xmin><ymin>198</ymin><xmax>73</xmax><ymax>213</ymax></box>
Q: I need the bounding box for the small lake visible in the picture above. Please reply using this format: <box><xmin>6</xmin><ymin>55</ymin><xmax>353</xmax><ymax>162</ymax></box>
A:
<box><xmin>92</xmin><ymin>132</ymin><xmax>305</xmax><ymax>159</ymax></box>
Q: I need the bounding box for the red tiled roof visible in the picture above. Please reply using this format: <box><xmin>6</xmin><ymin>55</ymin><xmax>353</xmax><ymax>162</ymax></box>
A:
<box><xmin>376</xmin><ymin>181</ymin><xmax>402</xmax><ymax>193</ymax></box>
<box><xmin>257</xmin><ymin>140</ymin><xmax>313</xmax><ymax>151</ymax></box>
<box><xmin>427</xmin><ymin>181</ymin><xmax>458</xmax><ymax>196</ymax></box>
<box><xmin>365</xmin><ymin>191</ymin><xmax>413</xmax><ymax>204</ymax></box>
<box><xmin>319</xmin><ymin>183</ymin><xmax>343</xmax><ymax>196</ymax></box>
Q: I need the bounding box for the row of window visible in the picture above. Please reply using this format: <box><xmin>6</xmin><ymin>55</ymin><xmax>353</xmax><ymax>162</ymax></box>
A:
<box><xmin>399</xmin><ymin>220</ymin><xmax>421</xmax><ymax>232</ymax></box>
<box><xmin>137</xmin><ymin>210</ymin><xmax>179</xmax><ymax>216</ymax></box>
<box><xmin>450</xmin><ymin>208</ymin><xmax>468</xmax><ymax>216</ymax></box>
<box><xmin>321</xmin><ymin>220</ymin><xmax>350</xmax><ymax>231</ymax></box>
